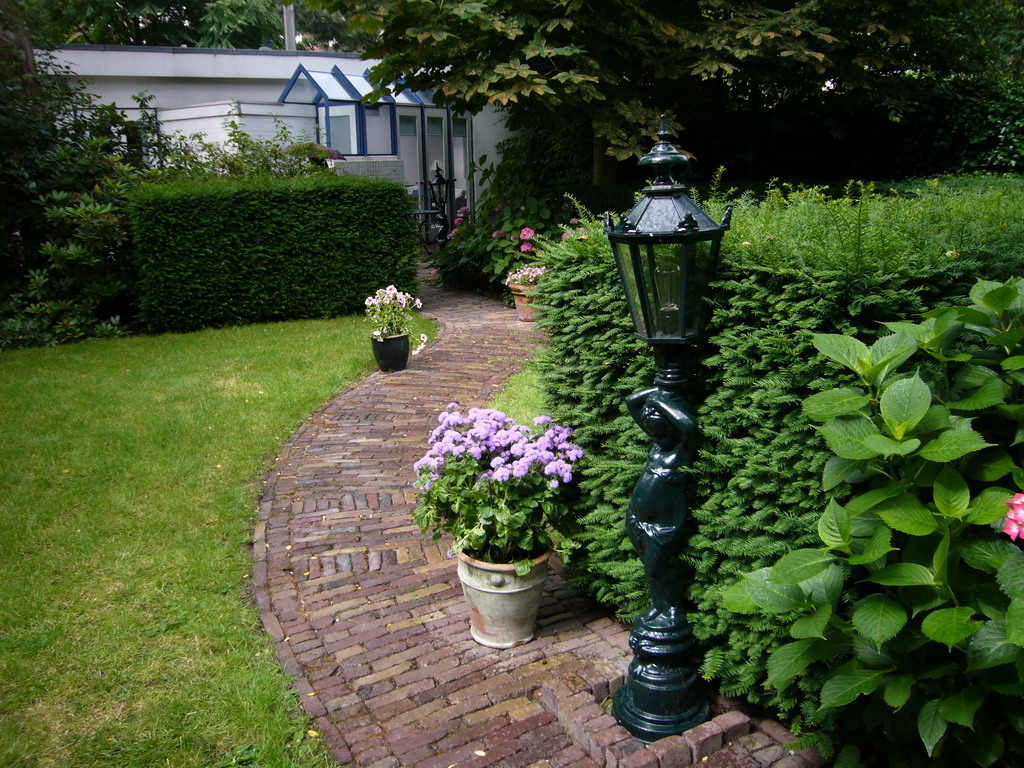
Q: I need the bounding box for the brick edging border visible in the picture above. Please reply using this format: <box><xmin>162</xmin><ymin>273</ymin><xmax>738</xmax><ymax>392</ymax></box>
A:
<box><xmin>536</xmin><ymin>663</ymin><xmax>826</xmax><ymax>768</ymax></box>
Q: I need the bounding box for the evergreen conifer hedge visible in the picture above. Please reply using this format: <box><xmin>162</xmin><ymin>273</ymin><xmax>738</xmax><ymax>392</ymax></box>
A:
<box><xmin>535</xmin><ymin>179</ymin><xmax>1024</xmax><ymax>717</ymax></box>
<box><xmin>129</xmin><ymin>175</ymin><xmax>418</xmax><ymax>332</ymax></box>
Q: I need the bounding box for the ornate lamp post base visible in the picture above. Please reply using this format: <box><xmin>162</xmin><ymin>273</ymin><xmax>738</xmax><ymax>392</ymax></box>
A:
<box><xmin>613</xmin><ymin>611</ymin><xmax>709</xmax><ymax>741</ymax></box>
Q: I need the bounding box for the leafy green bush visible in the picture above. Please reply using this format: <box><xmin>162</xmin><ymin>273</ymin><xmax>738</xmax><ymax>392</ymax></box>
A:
<box><xmin>533</xmin><ymin>215</ymin><xmax>655</xmax><ymax>608</ymax></box>
<box><xmin>727</xmin><ymin>278</ymin><xmax>1024</xmax><ymax>767</ymax></box>
<box><xmin>531</xmin><ymin>179</ymin><xmax>1024</xmax><ymax>724</ymax></box>
<box><xmin>0</xmin><ymin>54</ymin><xmax>160</xmax><ymax>348</ymax></box>
<box><xmin>436</xmin><ymin>124</ymin><xmax>586</xmax><ymax>290</ymax></box>
<box><xmin>152</xmin><ymin>119</ymin><xmax>338</xmax><ymax>181</ymax></box>
<box><xmin>129</xmin><ymin>175</ymin><xmax>418</xmax><ymax>332</ymax></box>
<box><xmin>0</xmin><ymin>64</ymin><xmax>338</xmax><ymax>350</ymax></box>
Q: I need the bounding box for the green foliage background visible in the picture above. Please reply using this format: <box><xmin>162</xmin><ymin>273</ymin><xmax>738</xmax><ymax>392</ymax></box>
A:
<box><xmin>533</xmin><ymin>178</ymin><xmax>1024</xmax><ymax>714</ymax></box>
<box><xmin>129</xmin><ymin>175</ymin><xmax>418</xmax><ymax>333</ymax></box>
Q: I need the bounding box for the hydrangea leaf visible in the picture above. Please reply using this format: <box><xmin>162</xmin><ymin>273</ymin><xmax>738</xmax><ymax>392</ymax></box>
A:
<box><xmin>867</xmin><ymin>562</ymin><xmax>935</xmax><ymax>586</ymax></box>
<box><xmin>932</xmin><ymin>466</ymin><xmax>970</xmax><ymax>517</ymax></box>
<box><xmin>969</xmin><ymin>279</ymin><xmax>1008</xmax><ymax>309</ymax></box>
<box><xmin>818</xmin><ymin>499</ymin><xmax>852</xmax><ymax>550</ymax></box>
<box><xmin>766</xmin><ymin>638</ymin><xmax>819</xmax><ymax>689</ymax></box>
<box><xmin>819</xmin><ymin>415</ymin><xmax>884</xmax><ymax>460</ymax></box>
<box><xmin>803</xmin><ymin>387</ymin><xmax>871</xmax><ymax>422</ymax></box>
<box><xmin>770</xmin><ymin>548</ymin><xmax>834</xmax><ymax>585</ymax></box>
<box><xmin>940</xmin><ymin>688</ymin><xmax>985</xmax><ymax>729</ymax></box>
<box><xmin>849</xmin><ymin>525</ymin><xmax>895</xmax><ymax>565</ymax></box>
<box><xmin>820</xmin><ymin>667</ymin><xmax>885</xmax><ymax>708</ymax></box>
<box><xmin>883</xmin><ymin>671</ymin><xmax>914</xmax><ymax>709</ymax></box>
<box><xmin>822</xmin><ymin>456</ymin><xmax>871</xmax><ymax>491</ymax></box>
<box><xmin>812</xmin><ymin>333</ymin><xmax>871</xmax><ymax>376</ymax></box>
<box><xmin>866</xmin><ymin>333</ymin><xmax>918</xmax><ymax>387</ymax></box>
<box><xmin>743</xmin><ymin>568</ymin><xmax>805</xmax><ymax>613</ymax></box>
<box><xmin>875</xmin><ymin>493</ymin><xmax>938</xmax><ymax>536</ymax></box>
<box><xmin>921</xmin><ymin>607</ymin><xmax>982</xmax><ymax>648</ymax></box>
<box><xmin>918</xmin><ymin>426</ymin><xmax>991</xmax><ymax>463</ymax></box>
<box><xmin>959</xmin><ymin>539</ymin><xmax>1021</xmax><ymax>574</ymax></box>
<box><xmin>977</xmin><ymin>283</ymin><xmax>1021</xmax><ymax>314</ymax></box>
<box><xmin>912</xmin><ymin>404</ymin><xmax>950</xmax><ymax>436</ymax></box>
<box><xmin>947</xmin><ymin>377</ymin><xmax>1010</xmax><ymax>411</ymax></box>
<box><xmin>997</xmin><ymin>552</ymin><xmax>1024</xmax><ymax>600</ymax></box>
<box><xmin>964</xmin><ymin>486</ymin><xmax>1015</xmax><ymax>525</ymax></box>
<box><xmin>790</xmin><ymin>603</ymin><xmax>832</xmax><ymax>639</ymax></box>
<box><xmin>879</xmin><ymin>373</ymin><xmax>931</xmax><ymax>440</ymax></box>
<box><xmin>917</xmin><ymin>699</ymin><xmax>947</xmax><ymax>758</ymax></box>
<box><xmin>967</xmin><ymin>619</ymin><xmax>1018</xmax><ymax>670</ymax></box>
<box><xmin>852</xmin><ymin>594</ymin><xmax>908</xmax><ymax>645</ymax></box>
<box><xmin>720</xmin><ymin>579</ymin><xmax>757</xmax><ymax>614</ymax></box>
<box><xmin>862</xmin><ymin>434</ymin><xmax>920</xmax><ymax>457</ymax></box>
<box><xmin>1007</xmin><ymin>599</ymin><xmax>1024</xmax><ymax>647</ymax></box>
<box><xmin>801</xmin><ymin>564</ymin><xmax>846</xmax><ymax>607</ymax></box>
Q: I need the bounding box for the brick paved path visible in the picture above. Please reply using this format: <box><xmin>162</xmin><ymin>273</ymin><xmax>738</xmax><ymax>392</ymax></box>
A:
<box><xmin>252</xmin><ymin>280</ymin><xmax>823</xmax><ymax>768</ymax></box>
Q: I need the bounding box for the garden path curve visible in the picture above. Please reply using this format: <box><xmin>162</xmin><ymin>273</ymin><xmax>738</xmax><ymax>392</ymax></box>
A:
<box><xmin>252</xmin><ymin>279</ymin><xmax>821</xmax><ymax>768</ymax></box>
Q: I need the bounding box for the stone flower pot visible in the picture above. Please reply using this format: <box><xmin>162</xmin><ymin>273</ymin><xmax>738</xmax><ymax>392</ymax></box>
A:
<box><xmin>456</xmin><ymin>550</ymin><xmax>550</xmax><ymax>648</ymax></box>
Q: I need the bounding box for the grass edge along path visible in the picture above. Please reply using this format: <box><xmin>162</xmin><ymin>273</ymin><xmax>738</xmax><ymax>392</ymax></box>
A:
<box><xmin>0</xmin><ymin>313</ymin><xmax>432</xmax><ymax>768</ymax></box>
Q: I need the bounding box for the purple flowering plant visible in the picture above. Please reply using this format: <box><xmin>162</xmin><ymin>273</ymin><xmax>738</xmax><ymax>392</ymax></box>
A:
<box><xmin>413</xmin><ymin>403</ymin><xmax>584</xmax><ymax>574</ymax></box>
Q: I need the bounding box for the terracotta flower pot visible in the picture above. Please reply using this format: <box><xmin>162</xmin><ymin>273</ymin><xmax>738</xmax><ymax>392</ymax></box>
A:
<box><xmin>456</xmin><ymin>550</ymin><xmax>551</xmax><ymax>648</ymax></box>
<box><xmin>508</xmin><ymin>283</ymin><xmax>539</xmax><ymax>322</ymax></box>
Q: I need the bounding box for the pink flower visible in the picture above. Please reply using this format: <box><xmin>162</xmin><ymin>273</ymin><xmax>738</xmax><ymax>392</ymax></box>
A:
<box><xmin>520</xmin><ymin>242</ymin><xmax>533</xmax><ymax>253</ymax></box>
<box><xmin>454</xmin><ymin>217</ymin><xmax>464</xmax><ymax>225</ymax></box>
<box><xmin>494</xmin><ymin>202</ymin><xmax>506</xmax><ymax>212</ymax></box>
<box><xmin>561</xmin><ymin>232</ymin><xmax>570</xmax><ymax>239</ymax></box>
<box><xmin>519</xmin><ymin>226</ymin><xmax>536</xmax><ymax>240</ymax></box>
<box><xmin>458</xmin><ymin>206</ymin><xmax>470</xmax><ymax>214</ymax></box>
<box><xmin>492</xmin><ymin>230</ymin><xmax>505</xmax><ymax>239</ymax></box>
<box><xmin>1004</xmin><ymin>493</ymin><xmax>1024</xmax><ymax>541</ymax></box>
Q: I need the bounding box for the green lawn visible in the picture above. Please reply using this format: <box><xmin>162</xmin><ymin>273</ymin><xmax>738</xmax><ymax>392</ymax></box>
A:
<box><xmin>0</xmin><ymin>314</ymin><xmax>433</xmax><ymax>768</ymax></box>
<box><xmin>488</xmin><ymin>363</ymin><xmax>546</xmax><ymax>424</ymax></box>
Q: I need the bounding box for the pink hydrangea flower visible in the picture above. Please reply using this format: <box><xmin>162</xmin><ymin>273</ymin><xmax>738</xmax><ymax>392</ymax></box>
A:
<box><xmin>519</xmin><ymin>226</ymin><xmax>536</xmax><ymax>240</ymax></box>
<box><xmin>492</xmin><ymin>230</ymin><xmax>505</xmax><ymax>239</ymax></box>
<box><xmin>520</xmin><ymin>242</ymin><xmax>533</xmax><ymax>253</ymax></box>
<box><xmin>561</xmin><ymin>232</ymin><xmax>571</xmax><ymax>239</ymax></box>
<box><xmin>1004</xmin><ymin>493</ymin><xmax>1024</xmax><ymax>541</ymax></box>
<box><xmin>454</xmin><ymin>217</ymin><xmax>464</xmax><ymax>225</ymax></box>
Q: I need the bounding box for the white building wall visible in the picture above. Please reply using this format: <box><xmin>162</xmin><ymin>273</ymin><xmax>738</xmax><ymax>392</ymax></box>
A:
<box><xmin>50</xmin><ymin>45</ymin><xmax>511</xmax><ymax>202</ymax></box>
<box><xmin>157</xmin><ymin>102</ymin><xmax>318</xmax><ymax>144</ymax></box>
<box><xmin>52</xmin><ymin>46</ymin><xmax>368</xmax><ymax>110</ymax></box>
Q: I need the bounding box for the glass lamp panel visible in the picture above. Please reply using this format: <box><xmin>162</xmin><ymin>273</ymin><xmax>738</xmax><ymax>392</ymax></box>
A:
<box><xmin>611</xmin><ymin>239</ymin><xmax>648</xmax><ymax>337</ymax></box>
<box><xmin>648</xmin><ymin>242</ymin><xmax>685</xmax><ymax>338</ymax></box>
<box><xmin>682</xmin><ymin>238</ymin><xmax>719</xmax><ymax>339</ymax></box>
<box><xmin>631</xmin><ymin>236</ymin><xmax>722</xmax><ymax>341</ymax></box>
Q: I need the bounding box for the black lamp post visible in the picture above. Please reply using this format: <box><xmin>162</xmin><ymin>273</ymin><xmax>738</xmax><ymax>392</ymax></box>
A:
<box><xmin>604</xmin><ymin>119</ymin><xmax>732</xmax><ymax>742</ymax></box>
<box><xmin>428</xmin><ymin>163</ymin><xmax>452</xmax><ymax>245</ymax></box>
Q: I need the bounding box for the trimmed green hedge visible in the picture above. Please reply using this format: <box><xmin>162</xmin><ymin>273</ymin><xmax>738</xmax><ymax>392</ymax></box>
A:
<box><xmin>129</xmin><ymin>175</ymin><xmax>418</xmax><ymax>332</ymax></box>
<box><xmin>535</xmin><ymin>177</ymin><xmax>1024</xmax><ymax>719</ymax></box>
